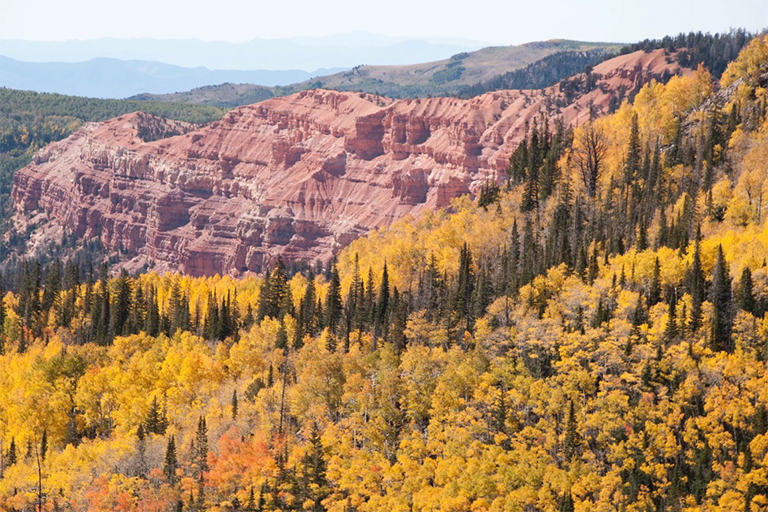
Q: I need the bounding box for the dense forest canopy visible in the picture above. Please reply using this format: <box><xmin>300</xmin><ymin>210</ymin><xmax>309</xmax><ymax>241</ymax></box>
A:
<box><xmin>0</xmin><ymin>32</ymin><xmax>768</xmax><ymax>512</ymax></box>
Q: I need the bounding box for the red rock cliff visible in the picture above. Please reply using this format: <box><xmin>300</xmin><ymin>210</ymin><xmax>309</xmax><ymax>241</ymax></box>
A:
<box><xmin>12</xmin><ymin>50</ymin><xmax>686</xmax><ymax>276</ymax></box>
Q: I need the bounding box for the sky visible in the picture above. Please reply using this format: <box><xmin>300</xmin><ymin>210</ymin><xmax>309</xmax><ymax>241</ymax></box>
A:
<box><xmin>0</xmin><ymin>0</ymin><xmax>765</xmax><ymax>44</ymax></box>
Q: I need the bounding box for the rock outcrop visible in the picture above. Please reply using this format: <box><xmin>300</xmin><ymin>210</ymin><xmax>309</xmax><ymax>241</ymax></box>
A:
<box><xmin>13</xmin><ymin>50</ymin><xmax>688</xmax><ymax>276</ymax></box>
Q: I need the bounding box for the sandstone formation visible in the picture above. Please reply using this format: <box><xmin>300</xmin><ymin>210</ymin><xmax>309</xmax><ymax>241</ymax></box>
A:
<box><xmin>13</xmin><ymin>50</ymin><xmax>688</xmax><ymax>276</ymax></box>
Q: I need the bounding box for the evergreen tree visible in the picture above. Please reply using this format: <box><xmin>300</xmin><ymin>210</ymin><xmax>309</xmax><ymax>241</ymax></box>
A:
<box><xmin>563</xmin><ymin>400</ymin><xmax>581</xmax><ymax>460</ymax></box>
<box><xmin>453</xmin><ymin>243</ymin><xmax>475</xmax><ymax>337</ymax></box>
<box><xmin>710</xmin><ymin>245</ymin><xmax>733</xmax><ymax>352</ymax></box>
<box><xmin>305</xmin><ymin>423</ymin><xmax>328</xmax><ymax>512</ymax></box>
<box><xmin>325</xmin><ymin>262</ymin><xmax>342</xmax><ymax>332</ymax></box>
<box><xmin>687</xmin><ymin>234</ymin><xmax>705</xmax><ymax>333</ymax></box>
<box><xmin>231</xmin><ymin>389</ymin><xmax>238</xmax><ymax>421</ymax></box>
<box><xmin>738</xmin><ymin>266</ymin><xmax>756</xmax><ymax>315</ymax></box>
<box><xmin>587</xmin><ymin>244</ymin><xmax>599</xmax><ymax>284</ymax></box>
<box><xmin>625</xmin><ymin>112</ymin><xmax>642</xmax><ymax>185</ymax></box>
<box><xmin>163</xmin><ymin>435</ymin><xmax>178</xmax><ymax>483</ymax></box>
<box><xmin>376</xmin><ymin>263</ymin><xmax>390</xmax><ymax>328</ymax></box>
<box><xmin>648</xmin><ymin>257</ymin><xmax>662</xmax><ymax>307</ymax></box>
<box><xmin>41</xmin><ymin>258</ymin><xmax>62</xmax><ymax>314</ymax></box>
<box><xmin>7</xmin><ymin>437</ymin><xmax>16</xmax><ymax>466</ymax></box>
<box><xmin>145</xmin><ymin>396</ymin><xmax>163</xmax><ymax>435</ymax></box>
<box><xmin>40</xmin><ymin>429</ymin><xmax>47</xmax><ymax>462</ymax></box>
<box><xmin>113</xmin><ymin>269</ymin><xmax>132</xmax><ymax>337</ymax></box>
<box><xmin>664</xmin><ymin>293</ymin><xmax>678</xmax><ymax>344</ymax></box>
<box><xmin>194</xmin><ymin>416</ymin><xmax>209</xmax><ymax>477</ymax></box>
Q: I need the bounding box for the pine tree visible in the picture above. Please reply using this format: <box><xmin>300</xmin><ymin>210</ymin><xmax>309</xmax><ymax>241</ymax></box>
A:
<box><xmin>559</xmin><ymin>491</ymin><xmax>575</xmax><ymax>512</ymax></box>
<box><xmin>453</xmin><ymin>243</ymin><xmax>475</xmax><ymax>337</ymax></box>
<box><xmin>625</xmin><ymin>112</ymin><xmax>642</xmax><ymax>185</ymax></box>
<box><xmin>145</xmin><ymin>396</ymin><xmax>162</xmax><ymax>435</ymax></box>
<box><xmin>710</xmin><ymin>245</ymin><xmax>733</xmax><ymax>352</ymax></box>
<box><xmin>231</xmin><ymin>389</ymin><xmax>238</xmax><ymax>421</ymax></box>
<box><xmin>7</xmin><ymin>437</ymin><xmax>16</xmax><ymax>466</ymax></box>
<box><xmin>40</xmin><ymin>429</ymin><xmax>47</xmax><ymax>462</ymax></box>
<box><xmin>521</xmin><ymin>164</ymin><xmax>539</xmax><ymax>212</ymax></box>
<box><xmin>163</xmin><ymin>435</ymin><xmax>178</xmax><ymax>483</ymax></box>
<box><xmin>41</xmin><ymin>258</ymin><xmax>61</xmax><ymax>314</ymax></box>
<box><xmin>325</xmin><ymin>262</ymin><xmax>342</xmax><ymax>332</ymax></box>
<box><xmin>492</xmin><ymin>384</ymin><xmax>508</xmax><ymax>436</ymax></box>
<box><xmin>563</xmin><ymin>400</ymin><xmax>581</xmax><ymax>460</ymax></box>
<box><xmin>112</xmin><ymin>269</ymin><xmax>132</xmax><ymax>336</ymax></box>
<box><xmin>306</xmin><ymin>423</ymin><xmax>328</xmax><ymax>511</ymax></box>
<box><xmin>194</xmin><ymin>416</ymin><xmax>209</xmax><ymax>477</ymax></box>
<box><xmin>257</xmin><ymin>272</ymin><xmax>272</xmax><ymax>322</ymax></box>
<box><xmin>738</xmin><ymin>266</ymin><xmax>756</xmax><ymax>315</ymax></box>
<box><xmin>664</xmin><ymin>293</ymin><xmax>678</xmax><ymax>344</ymax></box>
<box><xmin>648</xmin><ymin>257</ymin><xmax>662</xmax><ymax>307</ymax></box>
<box><xmin>688</xmin><ymin>234</ymin><xmax>705</xmax><ymax>333</ymax></box>
<box><xmin>587</xmin><ymin>244</ymin><xmax>599</xmax><ymax>284</ymax></box>
<box><xmin>376</xmin><ymin>263</ymin><xmax>390</xmax><ymax>330</ymax></box>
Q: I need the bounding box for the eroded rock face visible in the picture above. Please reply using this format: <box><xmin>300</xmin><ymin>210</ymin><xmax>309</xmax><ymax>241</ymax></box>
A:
<box><xmin>13</xmin><ymin>50</ymin><xmax>687</xmax><ymax>276</ymax></box>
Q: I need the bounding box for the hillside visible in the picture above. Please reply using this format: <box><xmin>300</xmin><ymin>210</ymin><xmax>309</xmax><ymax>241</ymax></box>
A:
<box><xmin>0</xmin><ymin>34</ymin><xmax>767</xmax><ymax>512</ymax></box>
<box><xmin>10</xmin><ymin>49</ymin><xmax>687</xmax><ymax>276</ymax></box>
<box><xmin>131</xmin><ymin>31</ymin><xmax>755</xmax><ymax>107</ymax></box>
<box><xmin>137</xmin><ymin>40</ymin><xmax>621</xmax><ymax>104</ymax></box>
<box><xmin>296</xmin><ymin>40</ymin><xmax>621</xmax><ymax>97</ymax></box>
<box><xmin>129</xmin><ymin>83</ymin><xmax>277</xmax><ymax>108</ymax></box>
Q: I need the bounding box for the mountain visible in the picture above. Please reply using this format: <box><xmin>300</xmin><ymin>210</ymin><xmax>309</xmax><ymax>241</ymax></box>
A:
<box><xmin>297</xmin><ymin>40</ymin><xmax>622</xmax><ymax>97</ymax></box>
<box><xmin>12</xmin><ymin>49</ymin><xmax>688</xmax><ymax>276</ymax></box>
<box><xmin>131</xmin><ymin>40</ymin><xmax>623</xmax><ymax>106</ymax></box>
<box><xmin>129</xmin><ymin>83</ymin><xmax>277</xmax><ymax>108</ymax></box>
<box><xmin>0</xmin><ymin>56</ymin><xmax>343</xmax><ymax>98</ymax></box>
<box><xmin>0</xmin><ymin>35</ymin><xmax>485</xmax><ymax>71</ymax></box>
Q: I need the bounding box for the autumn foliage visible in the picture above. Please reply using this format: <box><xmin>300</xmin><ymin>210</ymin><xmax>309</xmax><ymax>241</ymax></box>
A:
<box><xmin>1</xmin><ymin>36</ymin><xmax>768</xmax><ymax>512</ymax></box>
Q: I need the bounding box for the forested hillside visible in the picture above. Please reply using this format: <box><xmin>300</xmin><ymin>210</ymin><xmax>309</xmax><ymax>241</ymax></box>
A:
<box><xmin>457</xmin><ymin>30</ymin><xmax>757</xmax><ymax>101</ymax></box>
<box><xmin>0</xmin><ymin>34</ymin><xmax>768</xmax><ymax>512</ymax></box>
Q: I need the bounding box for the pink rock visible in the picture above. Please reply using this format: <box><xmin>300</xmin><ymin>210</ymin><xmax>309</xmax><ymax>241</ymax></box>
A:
<box><xmin>12</xmin><ymin>50</ymin><xmax>687</xmax><ymax>276</ymax></box>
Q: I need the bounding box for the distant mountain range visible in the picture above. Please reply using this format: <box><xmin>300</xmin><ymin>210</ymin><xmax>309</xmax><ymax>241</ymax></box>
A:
<box><xmin>0</xmin><ymin>55</ymin><xmax>342</xmax><ymax>98</ymax></box>
<box><xmin>0</xmin><ymin>38</ymin><xmax>621</xmax><ymax>101</ymax></box>
<box><xmin>132</xmin><ymin>40</ymin><xmax>624</xmax><ymax>106</ymax></box>
<box><xmin>295</xmin><ymin>40</ymin><xmax>623</xmax><ymax>97</ymax></box>
<box><xmin>0</xmin><ymin>33</ymin><xmax>486</xmax><ymax>71</ymax></box>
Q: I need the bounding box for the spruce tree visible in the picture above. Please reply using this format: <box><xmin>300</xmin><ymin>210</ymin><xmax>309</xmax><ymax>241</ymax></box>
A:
<box><xmin>7</xmin><ymin>437</ymin><xmax>16</xmax><ymax>466</ymax></box>
<box><xmin>664</xmin><ymin>293</ymin><xmax>678</xmax><ymax>344</ymax></box>
<box><xmin>738</xmin><ymin>266</ymin><xmax>755</xmax><ymax>315</ymax></box>
<box><xmin>376</xmin><ymin>263</ymin><xmax>390</xmax><ymax>327</ymax></box>
<box><xmin>163</xmin><ymin>435</ymin><xmax>178</xmax><ymax>483</ymax></box>
<box><xmin>710</xmin><ymin>245</ymin><xmax>733</xmax><ymax>352</ymax></box>
<box><xmin>648</xmin><ymin>257</ymin><xmax>662</xmax><ymax>307</ymax></box>
<box><xmin>625</xmin><ymin>113</ymin><xmax>642</xmax><ymax>186</ymax></box>
<box><xmin>563</xmin><ymin>400</ymin><xmax>581</xmax><ymax>460</ymax></box>
<box><xmin>146</xmin><ymin>396</ymin><xmax>162</xmax><ymax>435</ymax></box>
<box><xmin>325</xmin><ymin>262</ymin><xmax>342</xmax><ymax>332</ymax></box>
<box><xmin>688</xmin><ymin>235</ymin><xmax>705</xmax><ymax>333</ymax></box>
<box><xmin>194</xmin><ymin>416</ymin><xmax>209</xmax><ymax>476</ymax></box>
<box><xmin>40</xmin><ymin>429</ymin><xmax>47</xmax><ymax>462</ymax></box>
<box><xmin>454</xmin><ymin>243</ymin><xmax>475</xmax><ymax>337</ymax></box>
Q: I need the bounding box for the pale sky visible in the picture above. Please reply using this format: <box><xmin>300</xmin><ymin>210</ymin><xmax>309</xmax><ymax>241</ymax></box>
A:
<box><xmin>0</xmin><ymin>0</ymin><xmax>765</xmax><ymax>44</ymax></box>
